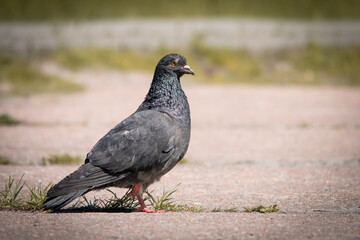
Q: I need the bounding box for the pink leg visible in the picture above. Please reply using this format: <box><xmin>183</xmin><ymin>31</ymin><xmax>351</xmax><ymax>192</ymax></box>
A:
<box><xmin>127</xmin><ymin>184</ymin><xmax>140</xmax><ymax>197</ymax></box>
<box><xmin>129</xmin><ymin>184</ymin><xmax>165</xmax><ymax>213</ymax></box>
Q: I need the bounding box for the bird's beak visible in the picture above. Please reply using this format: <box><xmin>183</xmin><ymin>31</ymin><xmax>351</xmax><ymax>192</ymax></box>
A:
<box><xmin>183</xmin><ymin>65</ymin><xmax>195</xmax><ymax>75</ymax></box>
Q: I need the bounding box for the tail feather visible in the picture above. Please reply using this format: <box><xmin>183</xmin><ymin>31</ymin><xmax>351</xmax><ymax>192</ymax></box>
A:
<box><xmin>42</xmin><ymin>163</ymin><xmax>120</xmax><ymax>210</ymax></box>
<box><xmin>41</xmin><ymin>189</ymin><xmax>89</xmax><ymax>210</ymax></box>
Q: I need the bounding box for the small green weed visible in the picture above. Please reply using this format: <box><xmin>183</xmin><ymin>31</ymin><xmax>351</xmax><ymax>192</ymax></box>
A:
<box><xmin>145</xmin><ymin>183</ymin><xmax>181</xmax><ymax>211</ymax></box>
<box><xmin>26</xmin><ymin>183</ymin><xmax>52</xmax><ymax>211</ymax></box>
<box><xmin>244</xmin><ymin>204</ymin><xmax>279</xmax><ymax>213</ymax></box>
<box><xmin>0</xmin><ymin>175</ymin><xmax>25</xmax><ymax>209</ymax></box>
<box><xmin>0</xmin><ymin>174</ymin><xmax>52</xmax><ymax>211</ymax></box>
<box><xmin>0</xmin><ymin>175</ymin><xmax>52</xmax><ymax>211</ymax></box>
<box><xmin>68</xmin><ymin>189</ymin><xmax>139</xmax><ymax>212</ymax></box>
<box><xmin>0</xmin><ymin>156</ymin><xmax>16</xmax><ymax>165</ymax></box>
<box><xmin>164</xmin><ymin>204</ymin><xmax>204</xmax><ymax>212</ymax></box>
<box><xmin>212</xmin><ymin>207</ymin><xmax>239</xmax><ymax>212</ymax></box>
<box><xmin>145</xmin><ymin>184</ymin><xmax>203</xmax><ymax>212</ymax></box>
<box><xmin>0</xmin><ymin>114</ymin><xmax>21</xmax><ymax>125</ymax></box>
<box><xmin>41</xmin><ymin>154</ymin><xmax>82</xmax><ymax>165</ymax></box>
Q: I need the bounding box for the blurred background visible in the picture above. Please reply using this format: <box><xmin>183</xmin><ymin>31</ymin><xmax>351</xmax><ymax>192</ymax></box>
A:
<box><xmin>0</xmin><ymin>0</ymin><xmax>360</xmax><ymax>164</ymax></box>
<box><xmin>1</xmin><ymin>0</ymin><xmax>360</xmax><ymax>93</ymax></box>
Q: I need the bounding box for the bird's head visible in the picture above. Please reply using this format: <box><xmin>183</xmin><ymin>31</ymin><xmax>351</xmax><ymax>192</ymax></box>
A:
<box><xmin>156</xmin><ymin>53</ymin><xmax>195</xmax><ymax>78</ymax></box>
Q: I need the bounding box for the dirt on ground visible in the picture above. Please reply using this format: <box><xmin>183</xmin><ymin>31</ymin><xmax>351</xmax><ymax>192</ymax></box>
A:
<box><xmin>0</xmin><ymin>64</ymin><xmax>359</xmax><ymax>239</ymax></box>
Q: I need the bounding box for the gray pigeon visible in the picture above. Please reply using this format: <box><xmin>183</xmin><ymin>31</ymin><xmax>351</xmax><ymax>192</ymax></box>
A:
<box><xmin>41</xmin><ymin>53</ymin><xmax>194</xmax><ymax>212</ymax></box>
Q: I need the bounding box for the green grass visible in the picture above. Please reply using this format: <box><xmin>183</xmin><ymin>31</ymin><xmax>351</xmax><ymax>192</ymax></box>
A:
<box><xmin>1</xmin><ymin>175</ymin><xmax>279</xmax><ymax>213</ymax></box>
<box><xmin>52</xmin><ymin>48</ymin><xmax>159</xmax><ymax>71</ymax></box>
<box><xmin>0</xmin><ymin>54</ymin><xmax>84</xmax><ymax>96</ymax></box>
<box><xmin>67</xmin><ymin>183</ymin><xmax>203</xmax><ymax>212</ymax></box>
<box><xmin>41</xmin><ymin>154</ymin><xmax>82</xmax><ymax>165</ymax></box>
<box><xmin>25</xmin><ymin>182</ymin><xmax>52</xmax><ymax>211</ymax></box>
<box><xmin>0</xmin><ymin>175</ymin><xmax>52</xmax><ymax>211</ymax></box>
<box><xmin>68</xmin><ymin>189</ymin><xmax>139</xmax><ymax>212</ymax></box>
<box><xmin>52</xmin><ymin>43</ymin><xmax>360</xmax><ymax>86</ymax></box>
<box><xmin>1</xmin><ymin>0</ymin><xmax>360</xmax><ymax>21</ymax></box>
<box><xmin>145</xmin><ymin>184</ymin><xmax>203</xmax><ymax>212</ymax></box>
<box><xmin>162</xmin><ymin>203</ymin><xmax>204</xmax><ymax>212</ymax></box>
<box><xmin>191</xmin><ymin>42</ymin><xmax>360</xmax><ymax>85</ymax></box>
<box><xmin>0</xmin><ymin>113</ymin><xmax>21</xmax><ymax>125</ymax></box>
<box><xmin>0</xmin><ymin>176</ymin><xmax>202</xmax><ymax>212</ymax></box>
<box><xmin>146</xmin><ymin>183</ymin><xmax>182</xmax><ymax>211</ymax></box>
<box><xmin>244</xmin><ymin>204</ymin><xmax>280</xmax><ymax>213</ymax></box>
<box><xmin>275</xmin><ymin>43</ymin><xmax>360</xmax><ymax>85</ymax></box>
<box><xmin>0</xmin><ymin>156</ymin><xmax>17</xmax><ymax>165</ymax></box>
<box><xmin>0</xmin><ymin>175</ymin><xmax>24</xmax><ymax>209</ymax></box>
<box><xmin>212</xmin><ymin>207</ymin><xmax>239</xmax><ymax>212</ymax></box>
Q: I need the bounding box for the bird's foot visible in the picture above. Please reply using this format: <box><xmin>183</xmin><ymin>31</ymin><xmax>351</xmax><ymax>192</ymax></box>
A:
<box><xmin>129</xmin><ymin>184</ymin><xmax>165</xmax><ymax>213</ymax></box>
<box><xmin>134</xmin><ymin>207</ymin><xmax>165</xmax><ymax>213</ymax></box>
<box><xmin>135</xmin><ymin>207</ymin><xmax>155</xmax><ymax>213</ymax></box>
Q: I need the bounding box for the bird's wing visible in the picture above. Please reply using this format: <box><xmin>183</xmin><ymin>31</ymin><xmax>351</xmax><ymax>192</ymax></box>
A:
<box><xmin>86</xmin><ymin>110</ymin><xmax>178</xmax><ymax>174</ymax></box>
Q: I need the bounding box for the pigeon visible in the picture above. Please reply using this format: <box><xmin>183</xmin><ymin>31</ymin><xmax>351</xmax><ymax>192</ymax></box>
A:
<box><xmin>41</xmin><ymin>53</ymin><xmax>194</xmax><ymax>212</ymax></box>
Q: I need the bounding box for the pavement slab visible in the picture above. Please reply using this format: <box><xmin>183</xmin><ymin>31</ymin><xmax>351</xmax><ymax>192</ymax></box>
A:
<box><xmin>0</xmin><ymin>66</ymin><xmax>359</xmax><ymax>239</ymax></box>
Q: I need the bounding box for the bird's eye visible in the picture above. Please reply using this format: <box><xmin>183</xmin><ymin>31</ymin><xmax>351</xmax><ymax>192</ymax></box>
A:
<box><xmin>171</xmin><ymin>60</ymin><xmax>177</xmax><ymax>66</ymax></box>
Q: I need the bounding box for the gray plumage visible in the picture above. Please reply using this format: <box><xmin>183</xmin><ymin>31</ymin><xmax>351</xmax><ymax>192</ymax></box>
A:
<box><xmin>41</xmin><ymin>53</ymin><xmax>194</xmax><ymax>211</ymax></box>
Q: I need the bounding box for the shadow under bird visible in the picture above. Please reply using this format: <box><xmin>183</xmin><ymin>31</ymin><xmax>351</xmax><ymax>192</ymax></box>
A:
<box><xmin>41</xmin><ymin>53</ymin><xmax>194</xmax><ymax>212</ymax></box>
